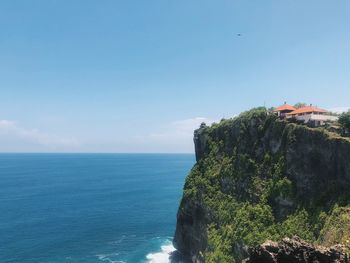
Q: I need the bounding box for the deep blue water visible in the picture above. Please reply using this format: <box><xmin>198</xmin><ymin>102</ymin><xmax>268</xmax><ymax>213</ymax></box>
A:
<box><xmin>0</xmin><ymin>154</ymin><xmax>194</xmax><ymax>263</ymax></box>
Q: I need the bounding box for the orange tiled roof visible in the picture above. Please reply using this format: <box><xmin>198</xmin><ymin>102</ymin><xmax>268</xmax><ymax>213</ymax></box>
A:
<box><xmin>287</xmin><ymin>106</ymin><xmax>327</xmax><ymax>115</ymax></box>
<box><xmin>273</xmin><ymin>104</ymin><xmax>296</xmax><ymax>112</ymax></box>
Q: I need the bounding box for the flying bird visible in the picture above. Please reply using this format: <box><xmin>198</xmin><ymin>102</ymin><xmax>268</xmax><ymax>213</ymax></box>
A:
<box><xmin>237</xmin><ymin>33</ymin><xmax>242</xmax><ymax>37</ymax></box>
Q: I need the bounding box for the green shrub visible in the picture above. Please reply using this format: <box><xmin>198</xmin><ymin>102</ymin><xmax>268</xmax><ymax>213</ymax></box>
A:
<box><xmin>319</xmin><ymin>205</ymin><xmax>350</xmax><ymax>246</ymax></box>
<box><xmin>339</xmin><ymin>112</ymin><xmax>350</xmax><ymax>136</ymax></box>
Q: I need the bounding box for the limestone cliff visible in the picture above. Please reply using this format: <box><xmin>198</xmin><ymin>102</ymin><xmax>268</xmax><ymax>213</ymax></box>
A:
<box><xmin>173</xmin><ymin>108</ymin><xmax>350</xmax><ymax>262</ymax></box>
<box><xmin>248</xmin><ymin>236</ymin><xmax>348</xmax><ymax>263</ymax></box>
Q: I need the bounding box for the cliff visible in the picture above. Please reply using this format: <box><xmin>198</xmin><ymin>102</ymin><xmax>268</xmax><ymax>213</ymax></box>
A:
<box><xmin>173</xmin><ymin>108</ymin><xmax>350</xmax><ymax>262</ymax></box>
<box><xmin>248</xmin><ymin>236</ymin><xmax>348</xmax><ymax>263</ymax></box>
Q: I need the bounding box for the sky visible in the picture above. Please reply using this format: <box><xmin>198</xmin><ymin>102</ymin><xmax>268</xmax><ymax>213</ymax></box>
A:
<box><xmin>1</xmin><ymin>0</ymin><xmax>350</xmax><ymax>153</ymax></box>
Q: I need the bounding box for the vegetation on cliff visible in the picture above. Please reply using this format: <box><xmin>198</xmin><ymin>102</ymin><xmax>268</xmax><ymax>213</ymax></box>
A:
<box><xmin>174</xmin><ymin>108</ymin><xmax>350</xmax><ymax>262</ymax></box>
<box><xmin>339</xmin><ymin>111</ymin><xmax>350</xmax><ymax>136</ymax></box>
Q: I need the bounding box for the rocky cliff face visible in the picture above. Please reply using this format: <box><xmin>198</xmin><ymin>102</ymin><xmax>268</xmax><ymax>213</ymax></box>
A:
<box><xmin>248</xmin><ymin>236</ymin><xmax>348</xmax><ymax>263</ymax></box>
<box><xmin>173</xmin><ymin>108</ymin><xmax>350</xmax><ymax>262</ymax></box>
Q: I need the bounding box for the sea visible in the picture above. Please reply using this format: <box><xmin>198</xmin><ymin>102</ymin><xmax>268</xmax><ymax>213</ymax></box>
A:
<box><xmin>0</xmin><ymin>153</ymin><xmax>195</xmax><ymax>263</ymax></box>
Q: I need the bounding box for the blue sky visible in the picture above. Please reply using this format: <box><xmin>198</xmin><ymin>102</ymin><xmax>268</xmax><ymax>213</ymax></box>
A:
<box><xmin>1</xmin><ymin>0</ymin><xmax>350</xmax><ymax>153</ymax></box>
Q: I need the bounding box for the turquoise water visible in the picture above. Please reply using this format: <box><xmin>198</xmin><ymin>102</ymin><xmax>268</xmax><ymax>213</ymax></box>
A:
<box><xmin>0</xmin><ymin>154</ymin><xmax>194</xmax><ymax>263</ymax></box>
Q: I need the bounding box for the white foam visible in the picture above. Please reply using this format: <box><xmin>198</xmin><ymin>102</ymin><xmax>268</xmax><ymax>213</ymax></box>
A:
<box><xmin>146</xmin><ymin>243</ymin><xmax>176</xmax><ymax>263</ymax></box>
<box><xmin>96</xmin><ymin>252</ymin><xmax>123</xmax><ymax>263</ymax></box>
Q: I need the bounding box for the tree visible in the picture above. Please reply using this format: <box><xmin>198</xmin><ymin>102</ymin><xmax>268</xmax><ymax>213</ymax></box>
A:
<box><xmin>294</xmin><ymin>102</ymin><xmax>307</xmax><ymax>109</ymax></box>
<box><xmin>338</xmin><ymin>112</ymin><xmax>350</xmax><ymax>136</ymax></box>
<box><xmin>200</xmin><ymin>122</ymin><xmax>207</xmax><ymax>129</ymax></box>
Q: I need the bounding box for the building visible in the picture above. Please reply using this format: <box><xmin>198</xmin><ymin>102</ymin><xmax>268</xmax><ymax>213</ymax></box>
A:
<box><xmin>286</xmin><ymin>105</ymin><xmax>338</xmax><ymax>126</ymax></box>
<box><xmin>273</xmin><ymin>103</ymin><xmax>296</xmax><ymax>118</ymax></box>
<box><xmin>273</xmin><ymin>103</ymin><xmax>338</xmax><ymax>127</ymax></box>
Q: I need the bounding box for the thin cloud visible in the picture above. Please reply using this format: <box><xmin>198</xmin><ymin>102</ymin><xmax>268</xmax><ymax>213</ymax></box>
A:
<box><xmin>130</xmin><ymin>117</ymin><xmax>219</xmax><ymax>153</ymax></box>
<box><xmin>327</xmin><ymin>107</ymin><xmax>350</xmax><ymax>114</ymax></box>
<box><xmin>0</xmin><ymin>119</ymin><xmax>80</xmax><ymax>151</ymax></box>
<box><xmin>149</xmin><ymin>117</ymin><xmax>217</xmax><ymax>139</ymax></box>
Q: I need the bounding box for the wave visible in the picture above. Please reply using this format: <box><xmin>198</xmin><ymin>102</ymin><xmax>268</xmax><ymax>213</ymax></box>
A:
<box><xmin>96</xmin><ymin>252</ymin><xmax>125</xmax><ymax>263</ymax></box>
<box><xmin>146</xmin><ymin>241</ymin><xmax>176</xmax><ymax>263</ymax></box>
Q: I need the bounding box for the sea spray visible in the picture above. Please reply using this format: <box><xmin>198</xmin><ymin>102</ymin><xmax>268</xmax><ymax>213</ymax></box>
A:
<box><xmin>146</xmin><ymin>241</ymin><xmax>176</xmax><ymax>263</ymax></box>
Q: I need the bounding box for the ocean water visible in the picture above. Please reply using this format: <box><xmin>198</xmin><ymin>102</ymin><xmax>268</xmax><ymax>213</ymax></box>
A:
<box><xmin>0</xmin><ymin>154</ymin><xmax>194</xmax><ymax>263</ymax></box>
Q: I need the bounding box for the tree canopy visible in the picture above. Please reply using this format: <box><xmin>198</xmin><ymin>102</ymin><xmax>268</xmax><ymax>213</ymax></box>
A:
<box><xmin>294</xmin><ymin>102</ymin><xmax>307</xmax><ymax>109</ymax></box>
<box><xmin>338</xmin><ymin>112</ymin><xmax>350</xmax><ymax>135</ymax></box>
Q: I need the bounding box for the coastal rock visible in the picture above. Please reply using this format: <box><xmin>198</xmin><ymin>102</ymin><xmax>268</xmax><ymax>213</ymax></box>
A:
<box><xmin>173</xmin><ymin>198</ymin><xmax>210</xmax><ymax>262</ymax></box>
<box><xmin>248</xmin><ymin>236</ymin><xmax>349</xmax><ymax>263</ymax></box>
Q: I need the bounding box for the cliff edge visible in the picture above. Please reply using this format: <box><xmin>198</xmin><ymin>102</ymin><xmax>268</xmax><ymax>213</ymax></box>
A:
<box><xmin>173</xmin><ymin>108</ymin><xmax>350</xmax><ymax>262</ymax></box>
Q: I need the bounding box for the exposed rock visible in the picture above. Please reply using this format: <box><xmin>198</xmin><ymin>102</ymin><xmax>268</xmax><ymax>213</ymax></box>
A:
<box><xmin>193</xmin><ymin>126</ymin><xmax>208</xmax><ymax>162</ymax></box>
<box><xmin>169</xmin><ymin>250</ymin><xmax>192</xmax><ymax>263</ymax></box>
<box><xmin>248</xmin><ymin>236</ymin><xmax>349</xmax><ymax>263</ymax></box>
<box><xmin>173</xmin><ymin>198</ymin><xmax>210</xmax><ymax>262</ymax></box>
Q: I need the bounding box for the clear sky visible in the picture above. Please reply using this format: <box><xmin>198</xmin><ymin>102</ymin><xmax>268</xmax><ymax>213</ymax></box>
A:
<box><xmin>1</xmin><ymin>0</ymin><xmax>350</xmax><ymax>153</ymax></box>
